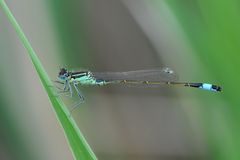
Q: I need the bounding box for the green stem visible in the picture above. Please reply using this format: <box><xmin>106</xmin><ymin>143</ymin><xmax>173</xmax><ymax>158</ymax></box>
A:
<box><xmin>0</xmin><ymin>1</ymin><xmax>97</xmax><ymax>160</ymax></box>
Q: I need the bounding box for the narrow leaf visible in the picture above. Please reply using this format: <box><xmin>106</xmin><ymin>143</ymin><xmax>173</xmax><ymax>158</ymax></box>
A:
<box><xmin>0</xmin><ymin>1</ymin><xmax>97</xmax><ymax>159</ymax></box>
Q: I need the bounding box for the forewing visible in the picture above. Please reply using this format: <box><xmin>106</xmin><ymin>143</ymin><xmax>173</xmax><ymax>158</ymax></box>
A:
<box><xmin>92</xmin><ymin>67</ymin><xmax>179</xmax><ymax>82</ymax></box>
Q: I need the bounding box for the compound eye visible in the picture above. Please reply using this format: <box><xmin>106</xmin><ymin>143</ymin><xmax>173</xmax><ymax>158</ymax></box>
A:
<box><xmin>59</xmin><ymin>68</ymin><xmax>67</xmax><ymax>76</ymax></box>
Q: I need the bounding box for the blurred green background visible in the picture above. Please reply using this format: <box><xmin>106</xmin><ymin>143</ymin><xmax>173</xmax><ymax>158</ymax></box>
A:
<box><xmin>0</xmin><ymin>0</ymin><xmax>239</xmax><ymax>160</ymax></box>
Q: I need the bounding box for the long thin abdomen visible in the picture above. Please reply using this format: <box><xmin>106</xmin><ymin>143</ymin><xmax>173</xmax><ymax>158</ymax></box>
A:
<box><xmin>104</xmin><ymin>79</ymin><xmax>222</xmax><ymax>92</ymax></box>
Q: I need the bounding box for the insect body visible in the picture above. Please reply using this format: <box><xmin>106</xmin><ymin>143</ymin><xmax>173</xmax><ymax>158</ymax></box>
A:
<box><xmin>56</xmin><ymin>67</ymin><xmax>222</xmax><ymax>112</ymax></box>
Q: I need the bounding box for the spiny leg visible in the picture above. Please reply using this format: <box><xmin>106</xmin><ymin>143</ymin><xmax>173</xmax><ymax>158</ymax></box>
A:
<box><xmin>51</xmin><ymin>80</ymin><xmax>69</xmax><ymax>97</ymax></box>
<box><xmin>67</xmin><ymin>80</ymin><xmax>73</xmax><ymax>97</ymax></box>
<box><xmin>53</xmin><ymin>80</ymin><xmax>70</xmax><ymax>92</ymax></box>
<box><xmin>73</xmin><ymin>82</ymin><xmax>85</xmax><ymax>100</ymax></box>
<box><xmin>59</xmin><ymin>80</ymin><xmax>74</xmax><ymax>98</ymax></box>
<box><xmin>52</xmin><ymin>80</ymin><xmax>74</xmax><ymax>97</ymax></box>
<box><xmin>53</xmin><ymin>80</ymin><xmax>84</xmax><ymax>116</ymax></box>
<box><xmin>69</xmin><ymin>82</ymin><xmax>85</xmax><ymax>114</ymax></box>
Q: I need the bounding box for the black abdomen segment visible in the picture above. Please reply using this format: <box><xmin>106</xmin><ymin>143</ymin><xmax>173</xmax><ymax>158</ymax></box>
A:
<box><xmin>184</xmin><ymin>83</ymin><xmax>222</xmax><ymax>92</ymax></box>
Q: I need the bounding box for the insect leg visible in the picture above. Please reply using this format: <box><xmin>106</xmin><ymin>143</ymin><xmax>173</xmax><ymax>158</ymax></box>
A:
<box><xmin>69</xmin><ymin>82</ymin><xmax>85</xmax><ymax>114</ymax></box>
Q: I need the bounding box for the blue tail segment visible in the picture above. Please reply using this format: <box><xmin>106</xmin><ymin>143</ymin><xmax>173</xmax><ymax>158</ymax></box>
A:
<box><xmin>185</xmin><ymin>83</ymin><xmax>222</xmax><ymax>92</ymax></box>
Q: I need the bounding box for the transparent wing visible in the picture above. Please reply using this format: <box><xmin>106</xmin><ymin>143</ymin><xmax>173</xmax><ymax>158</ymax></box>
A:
<box><xmin>92</xmin><ymin>67</ymin><xmax>179</xmax><ymax>82</ymax></box>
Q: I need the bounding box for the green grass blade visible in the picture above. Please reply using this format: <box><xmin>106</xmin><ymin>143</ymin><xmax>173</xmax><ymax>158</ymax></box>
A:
<box><xmin>0</xmin><ymin>1</ymin><xmax>97</xmax><ymax>160</ymax></box>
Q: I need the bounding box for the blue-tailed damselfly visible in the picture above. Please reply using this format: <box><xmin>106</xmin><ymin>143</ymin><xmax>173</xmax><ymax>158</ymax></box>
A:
<box><xmin>55</xmin><ymin>67</ymin><xmax>222</xmax><ymax>112</ymax></box>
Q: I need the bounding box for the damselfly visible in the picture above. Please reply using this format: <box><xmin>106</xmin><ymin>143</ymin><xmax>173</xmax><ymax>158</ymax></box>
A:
<box><xmin>55</xmin><ymin>67</ymin><xmax>222</xmax><ymax>111</ymax></box>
